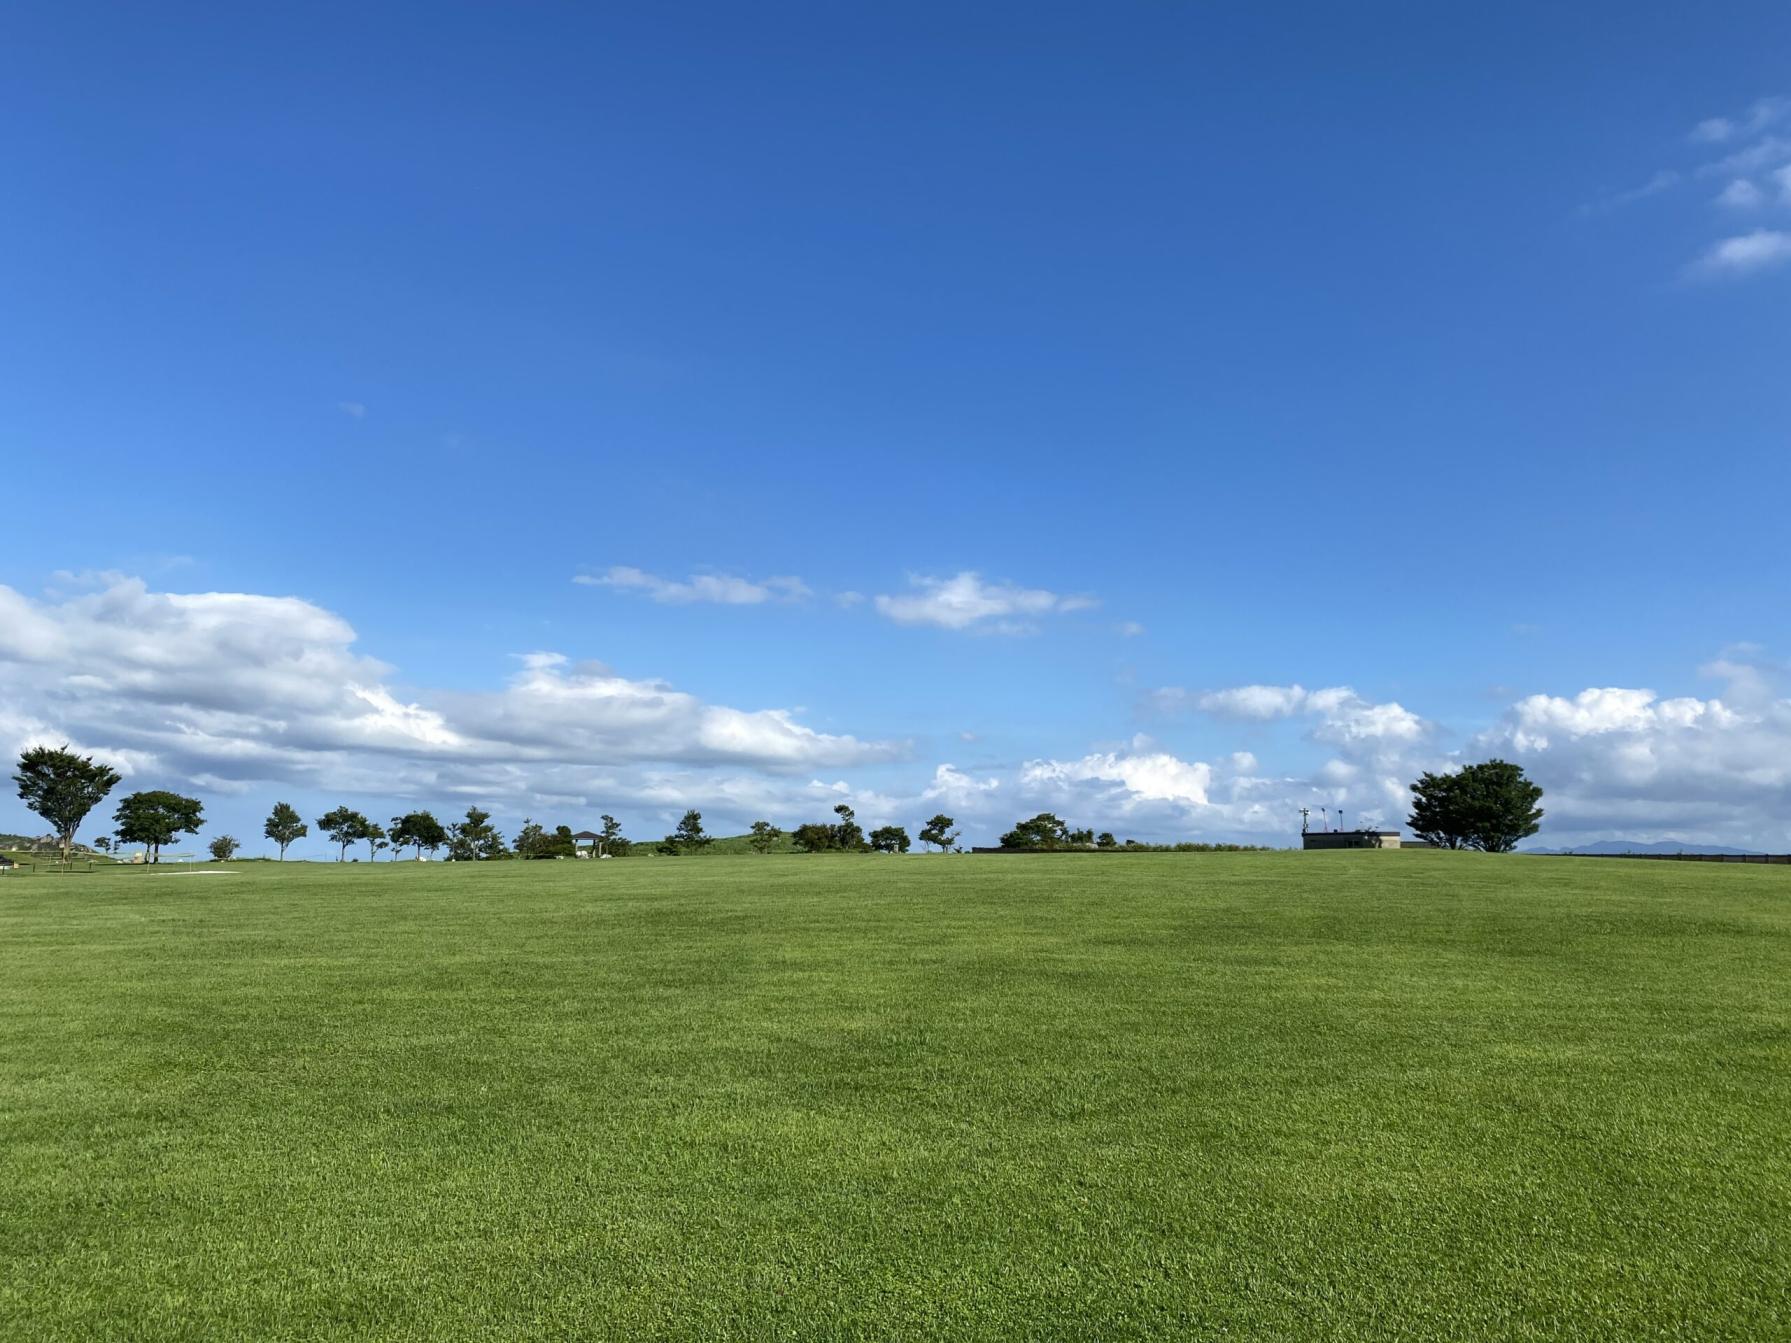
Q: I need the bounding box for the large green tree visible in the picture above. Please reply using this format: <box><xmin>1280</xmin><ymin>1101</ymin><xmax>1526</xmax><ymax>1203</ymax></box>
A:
<box><xmin>1000</xmin><ymin>812</ymin><xmax>1072</xmax><ymax>851</ymax></box>
<box><xmin>115</xmin><ymin>791</ymin><xmax>205</xmax><ymax>863</ymax></box>
<box><xmin>1408</xmin><ymin>760</ymin><xmax>1545</xmax><ymax>853</ymax></box>
<box><xmin>264</xmin><ymin>801</ymin><xmax>307</xmax><ymax>859</ymax></box>
<box><xmin>13</xmin><ymin>745</ymin><xmax>121</xmax><ymax>864</ymax></box>
<box><xmin>316</xmin><ymin>806</ymin><xmax>371</xmax><ymax>862</ymax></box>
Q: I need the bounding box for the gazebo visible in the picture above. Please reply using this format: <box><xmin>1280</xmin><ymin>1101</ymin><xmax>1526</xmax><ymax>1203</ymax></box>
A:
<box><xmin>570</xmin><ymin>830</ymin><xmax>604</xmax><ymax>858</ymax></box>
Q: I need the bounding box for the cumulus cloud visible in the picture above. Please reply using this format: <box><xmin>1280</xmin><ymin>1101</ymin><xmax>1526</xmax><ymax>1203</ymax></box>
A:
<box><xmin>0</xmin><ymin>577</ymin><xmax>900</xmax><ymax>816</ymax></box>
<box><xmin>1693</xmin><ymin>229</ymin><xmax>1791</xmax><ymax>276</ymax></box>
<box><xmin>873</xmin><ymin>572</ymin><xmax>1096</xmax><ymax>634</ymax></box>
<box><xmin>1473</xmin><ymin>663</ymin><xmax>1791</xmax><ymax>847</ymax></box>
<box><xmin>575</xmin><ymin>566</ymin><xmax>811</xmax><ymax>605</ymax></box>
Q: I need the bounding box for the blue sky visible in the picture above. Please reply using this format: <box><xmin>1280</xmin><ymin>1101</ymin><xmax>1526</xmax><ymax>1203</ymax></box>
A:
<box><xmin>3</xmin><ymin>2</ymin><xmax>1789</xmax><ymax>853</ymax></box>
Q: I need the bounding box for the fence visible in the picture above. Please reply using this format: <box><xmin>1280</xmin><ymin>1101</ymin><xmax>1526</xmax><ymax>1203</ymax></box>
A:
<box><xmin>1560</xmin><ymin>851</ymin><xmax>1790</xmax><ymax>864</ymax></box>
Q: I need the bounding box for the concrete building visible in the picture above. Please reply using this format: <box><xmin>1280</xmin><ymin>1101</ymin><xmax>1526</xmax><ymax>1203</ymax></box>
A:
<box><xmin>1301</xmin><ymin>830</ymin><xmax>1401</xmax><ymax>850</ymax></box>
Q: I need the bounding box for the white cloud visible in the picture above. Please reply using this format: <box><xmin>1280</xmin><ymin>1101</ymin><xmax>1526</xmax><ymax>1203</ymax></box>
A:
<box><xmin>1715</xmin><ymin>178</ymin><xmax>1765</xmax><ymax>208</ymax></box>
<box><xmin>1186</xmin><ymin>684</ymin><xmax>1427</xmax><ymax>745</ymax></box>
<box><xmin>336</xmin><ymin>401</ymin><xmax>366</xmax><ymax>419</ymax></box>
<box><xmin>0</xmin><ymin>578</ymin><xmax>901</xmax><ymax>818</ymax></box>
<box><xmin>1115</xmin><ymin>621</ymin><xmax>1146</xmax><ymax>638</ymax></box>
<box><xmin>872</xmin><ymin>572</ymin><xmax>1096</xmax><ymax>634</ymax></box>
<box><xmin>1474</xmin><ymin>662</ymin><xmax>1791</xmax><ymax>847</ymax></box>
<box><xmin>575</xmin><ymin>566</ymin><xmax>811</xmax><ymax>605</ymax></box>
<box><xmin>1693</xmin><ymin>230</ymin><xmax>1791</xmax><ymax>276</ymax></box>
<box><xmin>1697</xmin><ymin>134</ymin><xmax>1791</xmax><ymax>179</ymax></box>
<box><xmin>1691</xmin><ymin>97</ymin><xmax>1790</xmax><ymax>145</ymax></box>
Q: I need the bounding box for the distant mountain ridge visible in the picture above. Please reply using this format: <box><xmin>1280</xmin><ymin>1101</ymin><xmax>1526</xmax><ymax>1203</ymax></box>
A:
<box><xmin>1525</xmin><ymin>840</ymin><xmax>1766</xmax><ymax>857</ymax></box>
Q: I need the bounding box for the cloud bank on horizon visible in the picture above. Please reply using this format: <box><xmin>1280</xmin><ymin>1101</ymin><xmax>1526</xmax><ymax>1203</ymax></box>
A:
<box><xmin>3</xmin><ymin>576</ymin><xmax>1787</xmax><ymax>851</ymax></box>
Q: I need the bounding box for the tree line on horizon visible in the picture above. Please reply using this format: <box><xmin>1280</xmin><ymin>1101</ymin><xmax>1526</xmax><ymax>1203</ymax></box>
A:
<box><xmin>12</xmin><ymin>745</ymin><xmax>1546</xmax><ymax>864</ymax></box>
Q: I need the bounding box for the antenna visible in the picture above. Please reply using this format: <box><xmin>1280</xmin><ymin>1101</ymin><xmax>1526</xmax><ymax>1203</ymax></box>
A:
<box><xmin>1299</xmin><ymin>806</ymin><xmax>1310</xmax><ymax>834</ymax></box>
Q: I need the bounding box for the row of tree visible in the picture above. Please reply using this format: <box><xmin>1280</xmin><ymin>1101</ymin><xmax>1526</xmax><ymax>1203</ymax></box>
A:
<box><xmin>13</xmin><ymin>745</ymin><xmax>1549</xmax><ymax>866</ymax></box>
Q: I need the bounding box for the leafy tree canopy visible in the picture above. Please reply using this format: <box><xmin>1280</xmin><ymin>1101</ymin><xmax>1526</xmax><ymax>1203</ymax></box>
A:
<box><xmin>1408</xmin><ymin>759</ymin><xmax>1544</xmax><ymax>853</ymax></box>
<box><xmin>264</xmin><ymin>801</ymin><xmax>307</xmax><ymax>859</ymax></box>
<box><xmin>918</xmin><ymin>813</ymin><xmax>958</xmax><ymax>852</ymax></box>
<box><xmin>747</xmin><ymin>820</ymin><xmax>784</xmax><ymax>855</ymax></box>
<box><xmin>316</xmin><ymin>806</ymin><xmax>372</xmax><ymax>861</ymax></box>
<box><xmin>115</xmin><ymin>791</ymin><xmax>205</xmax><ymax>863</ymax></box>
<box><xmin>1000</xmin><ymin>812</ymin><xmax>1075</xmax><ymax>851</ymax></box>
<box><xmin>14</xmin><ymin>745</ymin><xmax>121</xmax><ymax>864</ymax></box>
<box><xmin>869</xmin><ymin>825</ymin><xmax>911</xmax><ymax>854</ymax></box>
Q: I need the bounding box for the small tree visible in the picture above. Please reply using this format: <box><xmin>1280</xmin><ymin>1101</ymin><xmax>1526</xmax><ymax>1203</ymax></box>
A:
<box><xmin>918</xmin><ymin>813</ymin><xmax>958</xmax><ymax>853</ymax></box>
<box><xmin>390</xmin><ymin>810</ymin><xmax>448</xmax><ymax>859</ymax></box>
<box><xmin>747</xmin><ymin>820</ymin><xmax>784</xmax><ymax>855</ymax></box>
<box><xmin>115</xmin><ymin>791</ymin><xmax>205</xmax><ymax>863</ymax></box>
<box><xmin>317</xmin><ymin>806</ymin><xmax>371</xmax><ymax>862</ymax></box>
<box><xmin>447</xmin><ymin>807</ymin><xmax>506</xmax><ymax>860</ymax></box>
<box><xmin>265</xmin><ymin>801</ymin><xmax>307</xmax><ymax>859</ymax></box>
<box><xmin>673</xmin><ymin>809</ymin><xmax>711</xmax><ymax>851</ymax></box>
<box><xmin>363</xmin><ymin>821</ymin><xmax>387</xmax><ymax>862</ymax></box>
<box><xmin>514</xmin><ymin>820</ymin><xmax>574</xmax><ymax>860</ymax></box>
<box><xmin>14</xmin><ymin>745</ymin><xmax>122</xmax><ymax>865</ymax></box>
<box><xmin>1096</xmin><ymin>832</ymin><xmax>1118</xmax><ymax>849</ymax></box>
<box><xmin>93</xmin><ymin>835</ymin><xmax>112</xmax><ymax>854</ymax></box>
<box><xmin>208</xmin><ymin>835</ymin><xmax>240</xmax><ymax>862</ymax></box>
<box><xmin>869</xmin><ymin>825</ymin><xmax>911</xmax><ymax>854</ymax></box>
<box><xmin>599</xmin><ymin>814</ymin><xmax>625</xmax><ymax>857</ymax></box>
<box><xmin>832</xmin><ymin>804</ymin><xmax>866</xmax><ymax>851</ymax></box>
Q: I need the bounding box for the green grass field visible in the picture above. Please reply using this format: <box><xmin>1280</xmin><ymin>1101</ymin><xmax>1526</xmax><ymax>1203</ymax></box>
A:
<box><xmin>2</xmin><ymin>853</ymin><xmax>1786</xmax><ymax>1341</ymax></box>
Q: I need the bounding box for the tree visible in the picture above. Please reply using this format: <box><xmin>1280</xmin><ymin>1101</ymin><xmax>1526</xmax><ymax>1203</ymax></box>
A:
<box><xmin>869</xmin><ymin>825</ymin><xmax>911</xmax><ymax>854</ymax></box>
<box><xmin>1407</xmin><ymin>760</ymin><xmax>1545</xmax><ymax>853</ymax></box>
<box><xmin>317</xmin><ymin>806</ymin><xmax>372</xmax><ymax>862</ymax></box>
<box><xmin>673</xmin><ymin>809</ymin><xmax>711</xmax><ymax>851</ymax></box>
<box><xmin>93</xmin><ymin>836</ymin><xmax>112</xmax><ymax>854</ymax></box>
<box><xmin>832</xmin><ymin>804</ymin><xmax>866</xmax><ymax>852</ymax></box>
<box><xmin>115</xmin><ymin>791</ymin><xmax>204</xmax><ymax>863</ymax></box>
<box><xmin>362</xmin><ymin>821</ymin><xmax>388</xmax><ymax>862</ymax></box>
<box><xmin>791</xmin><ymin>822</ymin><xmax>836</xmax><ymax>853</ymax></box>
<box><xmin>1000</xmin><ymin>812</ymin><xmax>1072</xmax><ymax>851</ymax></box>
<box><xmin>389</xmin><ymin>810</ymin><xmax>448</xmax><ymax>860</ymax></box>
<box><xmin>1407</xmin><ymin>771</ymin><xmax>1468</xmax><ymax>849</ymax></box>
<box><xmin>747</xmin><ymin>820</ymin><xmax>784</xmax><ymax>855</ymax></box>
<box><xmin>264</xmin><ymin>801</ymin><xmax>307</xmax><ymax>860</ymax></box>
<box><xmin>1096</xmin><ymin>832</ymin><xmax>1118</xmax><ymax>849</ymax></box>
<box><xmin>13</xmin><ymin>745</ymin><xmax>122</xmax><ymax>865</ymax></box>
<box><xmin>918</xmin><ymin>813</ymin><xmax>958</xmax><ymax>852</ymax></box>
<box><xmin>514</xmin><ymin>821</ymin><xmax>576</xmax><ymax>860</ymax></box>
<box><xmin>447</xmin><ymin>807</ymin><xmax>506</xmax><ymax>861</ymax></box>
<box><xmin>1457</xmin><ymin>758</ymin><xmax>1545</xmax><ymax>853</ymax></box>
<box><xmin>599</xmin><ymin>814</ymin><xmax>625</xmax><ymax>857</ymax></box>
<box><xmin>208</xmin><ymin>835</ymin><xmax>240</xmax><ymax>861</ymax></box>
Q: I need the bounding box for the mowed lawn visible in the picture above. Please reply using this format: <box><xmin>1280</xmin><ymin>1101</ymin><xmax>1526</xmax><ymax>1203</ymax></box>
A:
<box><xmin>1</xmin><ymin>854</ymin><xmax>1786</xmax><ymax>1341</ymax></box>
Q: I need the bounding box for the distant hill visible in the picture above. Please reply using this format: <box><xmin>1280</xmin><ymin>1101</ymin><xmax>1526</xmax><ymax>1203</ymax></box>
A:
<box><xmin>1525</xmin><ymin>840</ymin><xmax>1766</xmax><ymax>857</ymax></box>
